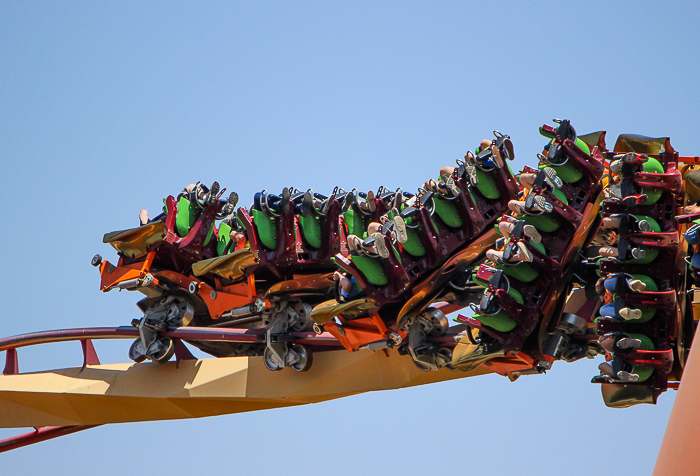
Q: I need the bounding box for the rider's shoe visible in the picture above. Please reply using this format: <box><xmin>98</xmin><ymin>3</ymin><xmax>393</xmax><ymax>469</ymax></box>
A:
<box><xmin>638</xmin><ymin>220</ymin><xmax>652</xmax><ymax>232</ymax></box>
<box><xmin>611</xmin><ymin>152</ymin><xmax>648</xmax><ymax>175</ymax></box>
<box><xmin>444</xmin><ymin>174</ymin><xmax>460</xmax><ymax>197</ymax></box>
<box><xmin>393</xmin><ymin>213</ymin><xmax>408</xmax><ymax>244</ymax></box>
<box><xmin>525</xmin><ymin>194</ymin><xmax>553</xmax><ymax>214</ymax></box>
<box><xmin>207</xmin><ymin>181</ymin><xmax>220</xmax><ymax>204</ymax></box>
<box><xmin>373</xmin><ymin>233</ymin><xmax>390</xmax><ymax>258</ymax></box>
<box><xmin>517</xmin><ymin>241</ymin><xmax>533</xmax><ymax>262</ymax></box>
<box><xmin>543</xmin><ymin>167</ymin><xmax>563</xmax><ymax>189</ymax></box>
<box><xmin>280</xmin><ymin>187</ymin><xmax>291</xmax><ymax>214</ymax></box>
<box><xmin>523</xmin><ymin>224</ymin><xmax>541</xmax><ymax>243</ymax></box>
<box><xmin>630</xmin><ymin>248</ymin><xmax>646</xmax><ymax>260</ymax></box>
<box><xmin>300</xmin><ymin>190</ymin><xmax>313</xmax><ymax>218</ymax></box>
<box><xmin>367</xmin><ymin>190</ymin><xmax>376</xmax><ymax>212</ymax></box>
<box><xmin>619</xmin><ymin>307</ymin><xmax>642</xmax><ymax>320</ymax></box>
<box><xmin>627</xmin><ymin>279</ymin><xmax>646</xmax><ymax>293</ymax></box>
<box><xmin>616</xmin><ymin>370</ymin><xmax>640</xmax><ymax>382</ymax></box>
<box><xmin>616</xmin><ymin>337</ymin><xmax>642</xmax><ymax>350</ymax></box>
<box><xmin>491</xmin><ymin>145</ymin><xmax>505</xmax><ymax>168</ymax></box>
<box><xmin>139</xmin><ymin>209</ymin><xmax>149</xmax><ymax>226</ymax></box>
<box><xmin>221</xmin><ymin>191</ymin><xmax>239</xmax><ymax>215</ymax></box>
<box><xmin>465</xmin><ymin>164</ymin><xmax>478</xmax><ymax>185</ymax></box>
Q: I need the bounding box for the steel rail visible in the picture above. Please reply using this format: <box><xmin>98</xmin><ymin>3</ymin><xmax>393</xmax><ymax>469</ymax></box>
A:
<box><xmin>0</xmin><ymin>325</ymin><xmax>460</xmax><ymax>354</ymax></box>
<box><xmin>0</xmin><ymin>426</ymin><xmax>100</xmax><ymax>453</ymax></box>
<box><xmin>0</xmin><ymin>326</ymin><xmax>344</xmax><ymax>353</ymax></box>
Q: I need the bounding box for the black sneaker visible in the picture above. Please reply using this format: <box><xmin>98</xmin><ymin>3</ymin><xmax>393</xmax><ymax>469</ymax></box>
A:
<box><xmin>221</xmin><ymin>191</ymin><xmax>239</xmax><ymax>215</ymax></box>
<box><xmin>300</xmin><ymin>190</ymin><xmax>313</xmax><ymax>218</ymax></box>
<box><xmin>207</xmin><ymin>181</ymin><xmax>220</xmax><ymax>204</ymax></box>
<box><xmin>543</xmin><ymin>167</ymin><xmax>563</xmax><ymax>189</ymax></box>
<box><xmin>280</xmin><ymin>187</ymin><xmax>291</xmax><ymax>214</ymax></box>
<box><xmin>465</xmin><ymin>165</ymin><xmax>478</xmax><ymax>185</ymax></box>
<box><xmin>444</xmin><ymin>175</ymin><xmax>461</xmax><ymax>196</ymax></box>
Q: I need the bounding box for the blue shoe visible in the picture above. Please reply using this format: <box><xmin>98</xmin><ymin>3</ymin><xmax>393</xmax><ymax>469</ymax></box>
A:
<box><xmin>685</xmin><ymin>223</ymin><xmax>700</xmax><ymax>245</ymax></box>
<box><xmin>691</xmin><ymin>253</ymin><xmax>700</xmax><ymax>270</ymax></box>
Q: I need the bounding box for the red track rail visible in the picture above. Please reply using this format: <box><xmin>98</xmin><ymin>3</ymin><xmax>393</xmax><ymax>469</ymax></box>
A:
<box><xmin>0</xmin><ymin>326</ymin><xmax>345</xmax><ymax>353</ymax></box>
<box><xmin>0</xmin><ymin>426</ymin><xmax>100</xmax><ymax>453</ymax></box>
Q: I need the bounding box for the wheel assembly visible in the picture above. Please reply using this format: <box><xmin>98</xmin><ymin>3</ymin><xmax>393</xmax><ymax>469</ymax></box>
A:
<box><xmin>150</xmin><ymin>337</ymin><xmax>176</xmax><ymax>363</ymax></box>
<box><xmin>263</xmin><ymin>347</ymin><xmax>283</xmax><ymax>371</ymax></box>
<box><xmin>290</xmin><ymin>345</ymin><xmax>313</xmax><ymax>372</ymax></box>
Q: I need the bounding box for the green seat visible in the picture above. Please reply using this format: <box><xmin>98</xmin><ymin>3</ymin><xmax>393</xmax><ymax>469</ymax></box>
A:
<box><xmin>627</xmin><ymin>333</ymin><xmax>655</xmax><ymax>382</ymax></box>
<box><xmin>175</xmin><ymin>196</ymin><xmax>214</xmax><ymax>245</ymax></box>
<box><xmin>252</xmin><ymin>209</ymin><xmax>278</xmax><ymax>250</ymax></box>
<box><xmin>627</xmin><ymin>248</ymin><xmax>659</xmax><ymax>265</ymax></box>
<box><xmin>350</xmin><ymin>254</ymin><xmax>389</xmax><ymax>286</ymax></box>
<box><xmin>344</xmin><ymin>209</ymin><xmax>369</xmax><ymax>239</ymax></box>
<box><xmin>495</xmin><ymin>240</ymin><xmax>547</xmax><ymax>283</ymax></box>
<box><xmin>217</xmin><ymin>222</ymin><xmax>232</xmax><ymax>256</ymax></box>
<box><xmin>632</xmin><ymin>215</ymin><xmax>661</xmax><ymax>232</ymax></box>
<box><xmin>387</xmin><ymin>208</ymin><xmax>428</xmax><ymax>258</ymax></box>
<box><xmin>299</xmin><ymin>214</ymin><xmax>322</xmax><ymax>249</ymax></box>
<box><xmin>474</xmin><ymin>168</ymin><xmax>501</xmax><ymax>200</ymax></box>
<box><xmin>433</xmin><ymin>196</ymin><xmax>463</xmax><ymax>228</ymax></box>
<box><xmin>474</xmin><ymin>287</ymin><xmax>523</xmax><ymax>333</ymax></box>
<box><xmin>402</xmin><ymin>228</ymin><xmax>427</xmax><ymax>257</ymax></box>
<box><xmin>599</xmin><ymin>159</ymin><xmax>665</xmax><ymax>208</ymax></box>
<box><xmin>623</xmin><ymin>215</ymin><xmax>661</xmax><ymax>265</ymax></box>
<box><xmin>614</xmin><ymin>274</ymin><xmax>658</xmax><ymax>323</ymax></box>
<box><xmin>638</xmin><ymin>158</ymin><xmax>664</xmax><ymax>205</ymax></box>
<box><xmin>517</xmin><ymin>188</ymin><xmax>569</xmax><ymax>233</ymax></box>
<box><xmin>176</xmin><ymin>196</ymin><xmax>197</xmax><ymax>238</ymax></box>
<box><xmin>539</xmin><ymin>130</ymin><xmax>592</xmax><ymax>184</ymax></box>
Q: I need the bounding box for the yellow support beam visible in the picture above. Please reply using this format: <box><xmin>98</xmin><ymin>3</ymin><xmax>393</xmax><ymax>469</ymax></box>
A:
<box><xmin>0</xmin><ymin>349</ymin><xmax>489</xmax><ymax>428</ymax></box>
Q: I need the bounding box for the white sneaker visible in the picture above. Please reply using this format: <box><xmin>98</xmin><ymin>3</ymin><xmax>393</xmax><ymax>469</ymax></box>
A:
<box><xmin>393</xmin><ymin>215</ymin><xmax>408</xmax><ymax>244</ymax></box>
<box><xmin>517</xmin><ymin>241</ymin><xmax>533</xmax><ymax>262</ymax></box>
<box><xmin>373</xmin><ymin>233</ymin><xmax>390</xmax><ymax>258</ymax></box>
<box><xmin>619</xmin><ymin>307</ymin><xmax>643</xmax><ymax>320</ymax></box>
<box><xmin>627</xmin><ymin>279</ymin><xmax>646</xmax><ymax>293</ymax></box>
<box><xmin>616</xmin><ymin>370</ymin><xmax>639</xmax><ymax>382</ymax></box>
<box><xmin>523</xmin><ymin>224</ymin><xmax>542</xmax><ymax>243</ymax></box>
<box><xmin>616</xmin><ymin>337</ymin><xmax>642</xmax><ymax>350</ymax></box>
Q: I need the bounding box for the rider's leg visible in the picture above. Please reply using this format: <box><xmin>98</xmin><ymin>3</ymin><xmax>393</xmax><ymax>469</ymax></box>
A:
<box><xmin>139</xmin><ymin>209</ymin><xmax>149</xmax><ymax>226</ymax></box>
<box><xmin>604</xmin><ymin>275</ymin><xmax>646</xmax><ymax>293</ymax></box>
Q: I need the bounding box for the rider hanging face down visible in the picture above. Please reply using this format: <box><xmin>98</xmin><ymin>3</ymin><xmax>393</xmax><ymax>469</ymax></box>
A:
<box><xmin>423</xmin><ymin>139</ymin><xmax>505</xmax><ymax>198</ymax></box>
<box><xmin>138</xmin><ymin>182</ymin><xmax>238</xmax><ymax>227</ymax></box>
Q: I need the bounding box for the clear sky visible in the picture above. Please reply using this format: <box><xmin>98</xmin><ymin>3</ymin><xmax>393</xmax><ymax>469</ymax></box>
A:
<box><xmin>1</xmin><ymin>2</ymin><xmax>698</xmax><ymax>474</ymax></box>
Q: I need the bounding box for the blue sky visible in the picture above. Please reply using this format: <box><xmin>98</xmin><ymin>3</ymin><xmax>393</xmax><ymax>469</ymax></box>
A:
<box><xmin>2</xmin><ymin>2</ymin><xmax>698</xmax><ymax>474</ymax></box>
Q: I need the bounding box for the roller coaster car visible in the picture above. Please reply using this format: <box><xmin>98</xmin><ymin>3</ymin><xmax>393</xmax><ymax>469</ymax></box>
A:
<box><xmin>95</xmin><ymin>190</ymin><xmax>265</xmax><ymax>363</ymax></box>
<box><xmin>168</xmin><ymin>189</ymin><xmax>354</xmax><ymax>369</ymax></box>
<box><xmin>313</xmin><ymin>142</ymin><xmax>521</xmax><ymax>370</ymax></box>
<box><xmin>237</xmin><ymin>188</ymin><xmax>345</xmax><ymax>270</ymax></box>
<box><xmin>592</xmin><ymin>134</ymin><xmax>693</xmax><ymax>407</ymax></box>
<box><xmin>97</xmin><ymin>190</ymin><xmax>230</xmax><ymax>295</ymax></box>
<box><xmin>455</xmin><ymin>121</ymin><xmax>606</xmax><ymax>380</ymax></box>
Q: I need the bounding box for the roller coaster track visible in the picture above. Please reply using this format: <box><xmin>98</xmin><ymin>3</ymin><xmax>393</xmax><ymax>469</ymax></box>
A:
<box><xmin>0</xmin><ymin>323</ymin><xmax>469</xmax><ymax>452</ymax></box>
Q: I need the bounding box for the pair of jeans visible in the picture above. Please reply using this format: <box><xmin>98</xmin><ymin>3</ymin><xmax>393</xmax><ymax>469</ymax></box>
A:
<box><xmin>600</xmin><ymin>302</ymin><xmax>616</xmax><ymax>318</ymax></box>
